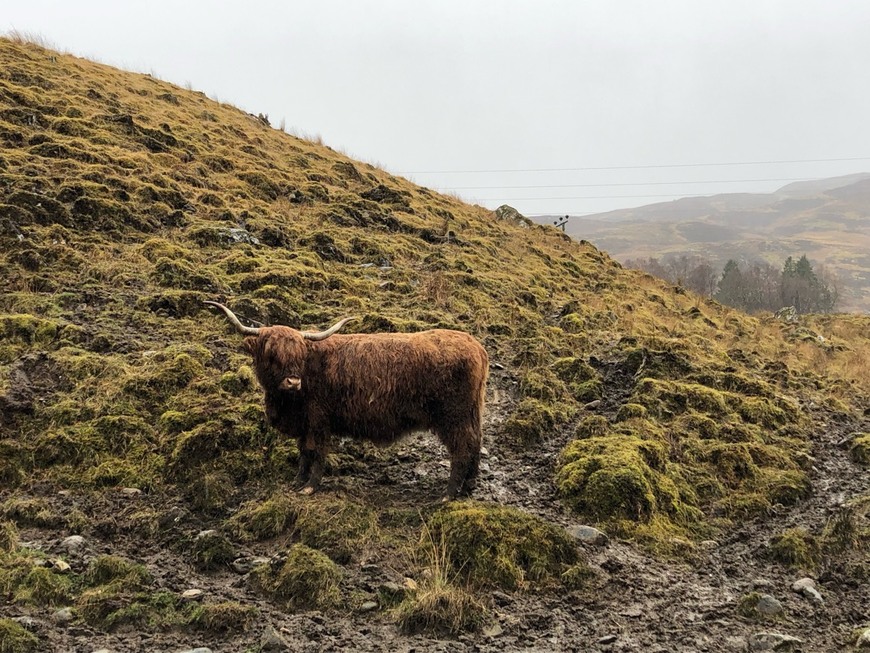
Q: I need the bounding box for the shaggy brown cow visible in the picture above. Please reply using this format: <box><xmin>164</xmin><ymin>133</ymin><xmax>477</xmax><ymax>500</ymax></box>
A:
<box><xmin>205</xmin><ymin>301</ymin><xmax>488</xmax><ymax>499</ymax></box>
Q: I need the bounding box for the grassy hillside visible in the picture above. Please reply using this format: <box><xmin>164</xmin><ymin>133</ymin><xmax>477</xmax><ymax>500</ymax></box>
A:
<box><xmin>1</xmin><ymin>37</ymin><xmax>868</xmax><ymax>650</ymax></box>
<box><xmin>552</xmin><ymin>178</ymin><xmax>870</xmax><ymax>312</ymax></box>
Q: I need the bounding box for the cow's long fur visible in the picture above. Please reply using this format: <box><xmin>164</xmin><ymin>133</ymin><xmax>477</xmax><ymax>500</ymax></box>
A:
<box><xmin>244</xmin><ymin>325</ymin><xmax>488</xmax><ymax>498</ymax></box>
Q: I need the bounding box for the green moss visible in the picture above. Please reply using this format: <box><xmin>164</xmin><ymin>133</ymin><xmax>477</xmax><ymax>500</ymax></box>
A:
<box><xmin>574</xmin><ymin>415</ymin><xmax>609</xmax><ymax>438</ymax></box>
<box><xmin>851</xmin><ymin>433</ymin><xmax>870</xmax><ymax>465</ymax></box>
<box><xmin>253</xmin><ymin>544</ymin><xmax>341</xmax><ymax>610</ymax></box>
<box><xmin>0</xmin><ymin>618</ymin><xmax>39</xmax><ymax>653</ymax></box>
<box><xmin>83</xmin><ymin>555</ymin><xmax>151</xmax><ymax>589</ymax></box>
<box><xmin>1</xmin><ymin>498</ymin><xmax>58</xmax><ymax>528</ymax></box>
<box><xmin>424</xmin><ymin>502</ymin><xmax>579</xmax><ymax>590</ymax></box>
<box><xmin>219</xmin><ymin>365</ymin><xmax>255</xmax><ymax>395</ymax></box>
<box><xmin>0</xmin><ymin>314</ymin><xmax>61</xmax><ymax>344</ymax></box>
<box><xmin>231</xmin><ymin>495</ymin><xmax>299</xmax><ymax>541</ymax></box>
<box><xmin>615</xmin><ymin>403</ymin><xmax>648</xmax><ymax>422</ymax></box>
<box><xmin>519</xmin><ymin>368</ymin><xmax>567</xmax><ymax>403</ymax></box>
<box><xmin>187</xmin><ymin>601</ymin><xmax>257</xmax><ymax>633</ymax></box>
<box><xmin>557</xmin><ymin>432</ymin><xmax>700</xmax><ymax>527</ymax></box>
<box><xmin>635</xmin><ymin>379</ymin><xmax>729</xmax><ymax>418</ymax></box>
<box><xmin>292</xmin><ymin>496</ymin><xmax>379</xmax><ymax>564</ymax></box>
<box><xmin>501</xmin><ymin>398</ymin><xmax>556</xmax><ymax>446</ymax></box>
<box><xmin>551</xmin><ymin>357</ymin><xmax>597</xmax><ymax>383</ymax></box>
<box><xmin>0</xmin><ymin>522</ymin><xmax>16</xmax><ymax>553</ymax></box>
<box><xmin>769</xmin><ymin>528</ymin><xmax>821</xmax><ymax>570</ymax></box>
<box><xmin>14</xmin><ymin>566</ymin><xmax>72</xmax><ymax>606</ymax></box>
<box><xmin>191</xmin><ymin>530</ymin><xmax>236</xmax><ymax>571</ymax></box>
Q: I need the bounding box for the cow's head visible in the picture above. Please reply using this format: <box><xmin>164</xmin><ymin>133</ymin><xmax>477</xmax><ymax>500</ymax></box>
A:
<box><xmin>205</xmin><ymin>302</ymin><xmax>355</xmax><ymax>393</ymax></box>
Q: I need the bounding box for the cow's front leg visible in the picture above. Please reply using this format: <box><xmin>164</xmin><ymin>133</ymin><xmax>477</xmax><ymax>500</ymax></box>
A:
<box><xmin>296</xmin><ymin>432</ymin><xmax>326</xmax><ymax>495</ymax></box>
<box><xmin>294</xmin><ymin>441</ymin><xmax>314</xmax><ymax>489</ymax></box>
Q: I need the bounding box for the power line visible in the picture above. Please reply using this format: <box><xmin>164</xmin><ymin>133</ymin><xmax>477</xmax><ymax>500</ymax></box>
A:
<box><xmin>472</xmin><ymin>193</ymin><xmax>726</xmax><ymax>201</ymax></box>
<box><xmin>400</xmin><ymin>156</ymin><xmax>870</xmax><ymax>175</ymax></box>
<box><xmin>439</xmin><ymin>176</ymin><xmax>814</xmax><ymax>191</ymax></box>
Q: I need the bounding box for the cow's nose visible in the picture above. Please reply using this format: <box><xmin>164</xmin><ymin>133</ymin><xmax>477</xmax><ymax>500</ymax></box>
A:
<box><xmin>280</xmin><ymin>376</ymin><xmax>302</xmax><ymax>391</ymax></box>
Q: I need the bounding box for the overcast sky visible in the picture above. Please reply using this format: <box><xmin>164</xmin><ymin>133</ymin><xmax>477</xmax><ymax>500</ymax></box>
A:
<box><xmin>5</xmin><ymin>1</ymin><xmax>870</xmax><ymax>217</ymax></box>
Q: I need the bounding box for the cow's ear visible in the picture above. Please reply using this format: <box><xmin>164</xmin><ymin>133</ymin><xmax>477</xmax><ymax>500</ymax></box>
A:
<box><xmin>242</xmin><ymin>336</ymin><xmax>256</xmax><ymax>355</ymax></box>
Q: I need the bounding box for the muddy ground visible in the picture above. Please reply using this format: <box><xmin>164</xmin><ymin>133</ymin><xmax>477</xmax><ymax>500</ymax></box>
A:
<box><xmin>2</xmin><ymin>368</ymin><xmax>869</xmax><ymax>653</ymax></box>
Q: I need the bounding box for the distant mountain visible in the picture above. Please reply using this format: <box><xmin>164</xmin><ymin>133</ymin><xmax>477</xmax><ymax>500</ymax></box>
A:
<box><xmin>543</xmin><ymin>174</ymin><xmax>870</xmax><ymax>312</ymax></box>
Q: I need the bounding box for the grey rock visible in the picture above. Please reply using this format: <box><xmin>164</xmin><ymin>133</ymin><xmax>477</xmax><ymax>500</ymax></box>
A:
<box><xmin>359</xmin><ymin>601</ymin><xmax>378</xmax><ymax>612</ymax></box>
<box><xmin>791</xmin><ymin>577</ymin><xmax>823</xmax><ymax>603</ymax></box>
<box><xmin>749</xmin><ymin>632</ymin><xmax>803</xmax><ymax>651</ymax></box>
<box><xmin>856</xmin><ymin>628</ymin><xmax>870</xmax><ymax>648</ymax></box>
<box><xmin>791</xmin><ymin>577</ymin><xmax>815</xmax><ymax>592</ymax></box>
<box><xmin>119</xmin><ymin>487</ymin><xmax>142</xmax><ymax>496</ymax></box>
<box><xmin>261</xmin><ymin>625</ymin><xmax>290</xmax><ymax>651</ymax></box>
<box><xmin>583</xmin><ymin>399</ymin><xmax>602</xmax><ymax>410</ymax></box>
<box><xmin>12</xmin><ymin>616</ymin><xmax>36</xmax><ymax>630</ymax></box>
<box><xmin>231</xmin><ymin>556</ymin><xmax>270</xmax><ymax>574</ymax></box>
<box><xmin>60</xmin><ymin>535</ymin><xmax>85</xmax><ymax>553</ymax></box>
<box><xmin>756</xmin><ymin>594</ymin><xmax>784</xmax><ymax>616</ymax></box>
<box><xmin>567</xmin><ymin>525</ymin><xmax>608</xmax><ymax>546</ymax></box>
<box><xmin>52</xmin><ymin>607</ymin><xmax>74</xmax><ymax>624</ymax></box>
<box><xmin>181</xmin><ymin>589</ymin><xmax>204</xmax><ymax>601</ymax></box>
<box><xmin>802</xmin><ymin>586</ymin><xmax>823</xmax><ymax>603</ymax></box>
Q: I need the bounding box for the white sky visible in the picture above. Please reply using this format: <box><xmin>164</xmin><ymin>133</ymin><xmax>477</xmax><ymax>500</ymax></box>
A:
<box><xmin>5</xmin><ymin>1</ymin><xmax>870</xmax><ymax>217</ymax></box>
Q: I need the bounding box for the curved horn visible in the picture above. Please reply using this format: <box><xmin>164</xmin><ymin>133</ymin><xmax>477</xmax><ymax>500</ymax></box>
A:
<box><xmin>204</xmin><ymin>301</ymin><xmax>261</xmax><ymax>336</ymax></box>
<box><xmin>301</xmin><ymin>316</ymin><xmax>358</xmax><ymax>341</ymax></box>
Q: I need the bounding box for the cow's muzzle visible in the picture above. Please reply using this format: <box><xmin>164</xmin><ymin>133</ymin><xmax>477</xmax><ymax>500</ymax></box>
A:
<box><xmin>280</xmin><ymin>376</ymin><xmax>302</xmax><ymax>391</ymax></box>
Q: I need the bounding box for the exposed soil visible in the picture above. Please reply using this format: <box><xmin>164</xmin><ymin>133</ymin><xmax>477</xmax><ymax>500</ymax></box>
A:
<box><xmin>3</xmin><ymin>369</ymin><xmax>868</xmax><ymax>653</ymax></box>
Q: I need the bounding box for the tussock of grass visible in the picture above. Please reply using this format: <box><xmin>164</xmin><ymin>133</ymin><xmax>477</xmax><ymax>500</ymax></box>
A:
<box><xmin>395</xmin><ymin>517</ymin><xmax>487</xmax><ymax>635</ymax></box>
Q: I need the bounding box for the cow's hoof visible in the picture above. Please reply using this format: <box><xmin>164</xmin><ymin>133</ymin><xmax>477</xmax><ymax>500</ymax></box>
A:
<box><xmin>298</xmin><ymin>486</ymin><xmax>315</xmax><ymax>496</ymax></box>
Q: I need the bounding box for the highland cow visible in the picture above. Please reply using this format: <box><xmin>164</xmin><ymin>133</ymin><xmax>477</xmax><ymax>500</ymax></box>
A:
<box><xmin>205</xmin><ymin>301</ymin><xmax>488</xmax><ymax>499</ymax></box>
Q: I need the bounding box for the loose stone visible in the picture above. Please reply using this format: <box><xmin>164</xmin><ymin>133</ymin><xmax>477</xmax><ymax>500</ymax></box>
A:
<box><xmin>261</xmin><ymin>625</ymin><xmax>290</xmax><ymax>651</ymax></box>
<box><xmin>567</xmin><ymin>525</ymin><xmax>608</xmax><ymax>546</ymax></box>
<box><xmin>52</xmin><ymin>607</ymin><xmax>74</xmax><ymax>624</ymax></box>
<box><xmin>359</xmin><ymin>601</ymin><xmax>378</xmax><ymax>612</ymax></box>
<box><xmin>60</xmin><ymin>535</ymin><xmax>85</xmax><ymax>553</ymax></box>
<box><xmin>749</xmin><ymin>632</ymin><xmax>803</xmax><ymax>651</ymax></box>
<box><xmin>598</xmin><ymin>634</ymin><xmax>618</xmax><ymax>645</ymax></box>
<box><xmin>181</xmin><ymin>589</ymin><xmax>204</xmax><ymax>600</ymax></box>
<box><xmin>231</xmin><ymin>556</ymin><xmax>270</xmax><ymax>574</ymax></box>
<box><xmin>755</xmin><ymin>594</ymin><xmax>784</xmax><ymax>616</ymax></box>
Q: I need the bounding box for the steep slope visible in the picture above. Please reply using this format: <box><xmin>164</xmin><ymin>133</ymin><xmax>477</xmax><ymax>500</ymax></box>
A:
<box><xmin>1</xmin><ymin>38</ymin><xmax>869</xmax><ymax>652</ymax></box>
<box><xmin>547</xmin><ymin>175</ymin><xmax>870</xmax><ymax>312</ymax></box>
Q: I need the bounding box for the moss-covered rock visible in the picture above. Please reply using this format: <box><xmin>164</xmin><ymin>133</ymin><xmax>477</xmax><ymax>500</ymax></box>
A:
<box><xmin>501</xmin><ymin>398</ymin><xmax>557</xmax><ymax>446</ymax></box>
<box><xmin>424</xmin><ymin>502</ymin><xmax>579</xmax><ymax>590</ymax></box>
<box><xmin>769</xmin><ymin>528</ymin><xmax>821</xmax><ymax>570</ymax></box>
<box><xmin>0</xmin><ymin>618</ymin><xmax>39</xmax><ymax>653</ymax></box>
<box><xmin>253</xmin><ymin>544</ymin><xmax>341</xmax><ymax>610</ymax></box>
<box><xmin>851</xmin><ymin>433</ymin><xmax>870</xmax><ymax>465</ymax></box>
